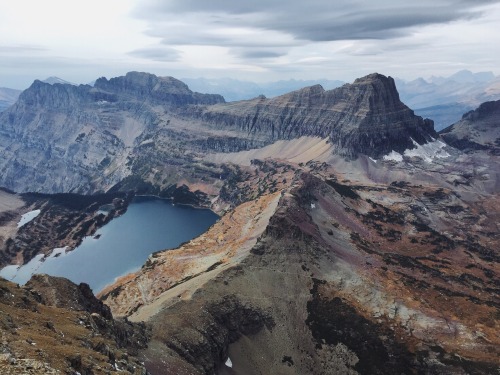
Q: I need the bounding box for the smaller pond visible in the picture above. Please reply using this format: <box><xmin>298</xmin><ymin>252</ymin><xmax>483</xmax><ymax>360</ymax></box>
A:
<box><xmin>0</xmin><ymin>196</ymin><xmax>218</xmax><ymax>292</ymax></box>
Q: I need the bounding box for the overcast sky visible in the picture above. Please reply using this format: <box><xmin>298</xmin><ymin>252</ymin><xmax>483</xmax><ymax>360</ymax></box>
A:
<box><xmin>1</xmin><ymin>0</ymin><xmax>499</xmax><ymax>89</ymax></box>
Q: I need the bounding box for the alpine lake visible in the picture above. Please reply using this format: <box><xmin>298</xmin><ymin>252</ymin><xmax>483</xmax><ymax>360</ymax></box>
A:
<box><xmin>0</xmin><ymin>196</ymin><xmax>218</xmax><ymax>292</ymax></box>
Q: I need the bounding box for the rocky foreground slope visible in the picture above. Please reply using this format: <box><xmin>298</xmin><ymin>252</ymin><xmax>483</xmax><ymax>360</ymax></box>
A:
<box><xmin>97</xmin><ymin>155</ymin><xmax>499</xmax><ymax>374</ymax></box>
<box><xmin>0</xmin><ymin>274</ymin><xmax>149</xmax><ymax>374</ymax></box>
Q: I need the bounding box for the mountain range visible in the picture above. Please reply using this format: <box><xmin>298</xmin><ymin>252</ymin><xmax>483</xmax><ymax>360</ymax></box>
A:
<box><xmin>181</xmin><ymin>77</ymin><xmax>345</xmax><ymax>102</ymax></box>
<box><xmin>1</xmin><ymin>69</ymin><xmax>498</xmax><ymax>132</ymax></box>
<box><xmin>0</xmin><ymin>71</ymin><xmax>436</xmax><ymax>194</ymax></box>
<box><xmin>0</xmin><ymin>71</ymin><xmax>498</xmax><ymax>374</ymax></box>
<box><xmin>396</xmin><ymin>70</ymin><xmax>500</xmax><ymax>130</ymax></box>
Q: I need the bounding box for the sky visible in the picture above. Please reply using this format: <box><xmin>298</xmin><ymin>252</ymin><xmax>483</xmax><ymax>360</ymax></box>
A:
<box><xmin>0</xmin><ymin>0</ymin><xmax>499</xmax><ymax>89</ymax></box>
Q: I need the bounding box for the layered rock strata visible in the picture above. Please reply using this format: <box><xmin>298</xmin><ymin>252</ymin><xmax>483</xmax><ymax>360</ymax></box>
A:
<box><xmin>0</xmin><ymin>72</ymin><xmax>436</xmax><ymax>195</ymax></box>
<box><xmin>192</xmin><ymin>74</ymin><xmax>436</xmax><ymax>158</ymax></box>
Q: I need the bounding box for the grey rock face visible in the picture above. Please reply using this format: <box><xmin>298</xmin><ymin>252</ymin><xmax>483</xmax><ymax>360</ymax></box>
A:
<box><xmin>0</xmin><ymin>72</ymin><xmax>225</xmax><ymax>194</ymax></box>
<box><xmin>440</xmin><ymin>100</ymin><xmax>500</xmax><ymax>154</ymax></box>
<box><xmin>94</xmin><ymin>71</ymin><xmax>225</xmax><ymax>106</ymax></box>
<box><xmin>26</xmin><ymin>274</ymin><xmax>113</xmax><ymax>319</ymax></box>
<box><xmin>192</xmin><ymin>73</ymin><xmax>436</xmax><ymax>158</ymax></box>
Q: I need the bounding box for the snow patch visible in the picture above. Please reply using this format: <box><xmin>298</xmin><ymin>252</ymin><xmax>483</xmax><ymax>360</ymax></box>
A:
<box><xmin>17</xmin><ymin>209</ymin><xmax>41</xmax><ymax>228</ymax></box>
<box><xmin>404</xmin><ymin>138</ymin><xmax>450</xmax><ymax>163</ymax></box>
<box><xmin>139</xmin><ymin>139</ymin><xmax>154</xmax><ymax>146</ymax></box>
<box><xmin>383</xmin><ymin>151</ymin><xmax>403</xmax><ymax>162</ymax></box>
<box><xmin>382</xmin><ymin>139</ymin><xmax>450</xmax><ymax>163</ymax></box>
<box><xmin>368</xmin><ymin>157</ymin><xmax>377</xmax><ymax>163</ymax></box>
<box><xmin>225</xmin><ymin>357</ymin><xmax>233</xmax><ymax>368</ymax></box>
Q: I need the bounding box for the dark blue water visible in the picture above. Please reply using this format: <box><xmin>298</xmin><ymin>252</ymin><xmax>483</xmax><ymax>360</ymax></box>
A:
<box><xmin>0</xmin><ymin>196</ymin><xmax>218</xmax><ymax>292</ymax></box>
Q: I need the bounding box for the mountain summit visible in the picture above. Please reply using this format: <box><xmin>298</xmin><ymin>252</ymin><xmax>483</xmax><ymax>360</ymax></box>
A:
<box><xmin>94</xmin><ymin>71</ymin><xmax>225</xmax><ymax>106</ymax></box>
<box><xmin>194</xmin><ymin>73</ymin><xmax>436</xmax><ymax>158</ymax></box>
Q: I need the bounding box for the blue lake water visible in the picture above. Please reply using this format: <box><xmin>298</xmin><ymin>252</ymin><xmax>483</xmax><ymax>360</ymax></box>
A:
<box><xmin>0</xmin><ymin>196</ymin><xmax>218</xmax><ymax>292</ymax></box>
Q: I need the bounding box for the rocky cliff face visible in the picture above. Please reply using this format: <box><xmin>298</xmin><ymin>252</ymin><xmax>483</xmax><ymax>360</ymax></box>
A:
<box><xmin>192</xmin><ymin>73</ymin><xmax>436</xmax><ymax>158</ymax></box>
<box><xmin>440</xmin><ymin>100</ymin><xmax>500</xmax><ymax>154</ymax></box>
<box><xmin>0</xmin><ymin>72</ymin><xmax>225</xmax><ymax>194</ymax></box>
<box><xmin>0</xmin><ymin>72</ymin><xmax>437</xmax><ymax>195</ymax></box>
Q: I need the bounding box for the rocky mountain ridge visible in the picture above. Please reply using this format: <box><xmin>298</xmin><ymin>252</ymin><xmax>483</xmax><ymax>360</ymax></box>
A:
<box><xmin>94</xmin><ymin>71</ymin><xmax>225</xmax><ymax>106</ymax></box>
<box><xmin>192</xmin><ymin>73</ymin><xmax>436</xmax><ymax>159</ymax></box>
<box><xmin>439</xmin><ymin>99</ymin><xmax>500</xmax><ymax>155</ymax></box>
<box><xmin>0</xmin><ymin>72</ymin><xmax>226</xmax><ymax>194</ymax></box>
<box><xmin>0</xmin><ymin>71</ymin><xmax>436</xmax><ymax>195</ymax></box>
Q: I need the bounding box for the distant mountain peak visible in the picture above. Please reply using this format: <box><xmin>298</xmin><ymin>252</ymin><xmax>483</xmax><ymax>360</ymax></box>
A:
<box><xmin>440</xmin><ymin>99</ymin><xmax>500</xmax><ymax>154</ymax></box>
<box><xmin>42</xmin><ymin>76</ymin><xmax>74</xmax><ymax>85</ymax></box>
<box><xmin>94</xmin><ymin>71</ymin><xmax>225</xmax><ymax>105</ymax></box>
<box><xmin>447</xmin><ymin>70</ymin><xmax>495</xmax><ymax>84</ymax></box>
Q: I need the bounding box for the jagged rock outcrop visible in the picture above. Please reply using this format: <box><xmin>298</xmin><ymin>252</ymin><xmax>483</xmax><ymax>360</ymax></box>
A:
<box><xmin>94</xmin><ymin>71</ymin><xmax>225</xmax><ymax>106</ymax></box>
<box><xmin>440</xmin><ymin>100</ymin><xmax>500</xmax><ymax>154</ymax></box>
<box><xmin>191</xmin><ymin>73</ymin><xmax>436</xmax><ymax>158</ymax></box>
<box><xmin>0</xmin><ymin>275</ymin><xmax>150</xmax><ymax>374</ymax></box>
<box><xmin>26</xmin><ymin>274</ymin><xmax>114</xmax><ymax>319</ymax></box>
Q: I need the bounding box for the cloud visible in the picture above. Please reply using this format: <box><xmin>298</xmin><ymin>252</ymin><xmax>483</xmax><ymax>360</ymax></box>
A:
<box><xmin>235</xmin><ymin>49</ymin><xmax>287</xmax><ymax>59</ymax></box>
<box><xmin>134</xmin><ymin>0</ymin><xmax>496</xmax><ymax>43</ymax></box>
<box><xmin>130</xmin><ymin>0</ymin><xmax>499</xmax><ymax>71</ymax></box>
<box><xmin>0</xmin><ymin>44</ymin><xmax>47</xmax><ymax>54</ymax></box>
<box><xmin>128</xmin><ymin>47</ymin><xmax>182</xmax><ymax>62</ymax></box>
<box><xmin>1</xmin><ymin>0</ymin><xmax>499</xmax><ymax>88</ymax></box>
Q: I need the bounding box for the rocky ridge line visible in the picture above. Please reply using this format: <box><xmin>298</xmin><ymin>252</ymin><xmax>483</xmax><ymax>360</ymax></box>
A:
<box><xmin>190</xmin><ymin>73</ymin><xmax>436</xmax><ymax>158</ymax></box>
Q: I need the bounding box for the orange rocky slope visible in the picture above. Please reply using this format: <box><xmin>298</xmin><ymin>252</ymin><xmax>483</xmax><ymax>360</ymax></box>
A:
<box><xmin>100</xmin><ymin>165</ymin><xmax>499</xmax><ymax>374</ymax></box>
